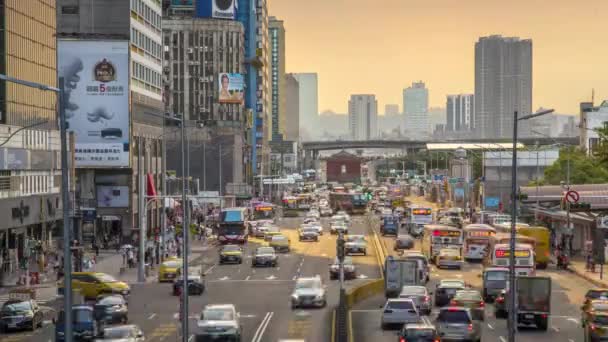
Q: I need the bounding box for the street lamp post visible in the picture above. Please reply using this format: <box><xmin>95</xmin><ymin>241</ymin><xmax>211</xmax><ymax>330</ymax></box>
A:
<box><xmin>508</xmin><ymin>108</ymin><xmax>554</xmax><ymax>342</ymax></box>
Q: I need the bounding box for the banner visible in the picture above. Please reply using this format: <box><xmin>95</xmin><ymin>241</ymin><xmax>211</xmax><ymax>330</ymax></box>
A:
<box><xmin>58</xmin><ymin>40</ymin><xmax>130</xmax><ymax>167</ymax></box>
<box><xmin>218</xmin><ymin>73</ymin><xmax>244</xmax><ymax>104</ymax></box>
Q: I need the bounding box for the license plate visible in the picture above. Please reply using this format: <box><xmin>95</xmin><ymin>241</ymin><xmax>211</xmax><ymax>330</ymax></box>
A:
<box><xmin>525</xmin><ymin>314</ymin><xmax>534</xmax><ymax>319</ymax></box>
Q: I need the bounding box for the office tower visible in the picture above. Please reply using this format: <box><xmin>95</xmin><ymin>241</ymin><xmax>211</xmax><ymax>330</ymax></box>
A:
<box><xmin>293</xmin><ymin>73</ymin><xmax>319</xmax><ymax>141</ymax></box>
<box><xmin>58</xmin><ymin>0</ymin><xmax>165</xmax><ymax>243</ymax></box>
<box><xmin>475</xmin><ymin>35</ymin><xmax>532</xmax><ymax>139</ymax></box>
<box><xmin>269</xmin><ymin>17</ymin><xmax>286</xmax><ymax>141</ymax></box>
<box><xmin>348</xmin><ymin>95</ymin><xmax>378</xmax><ymax>140</ymax></box>
<box><xmin>284</xmin><ymin>74</ymin><xmax>300</xmax><ymax>141</ymax></box>
<box><xmin>446</xmin><ymin>94</ymin><xmax>475</xmax><ymax>131</ymax></box>
<box><xmin>0</xmin><ymin>0</ymin><xmax>63</xmax><ymax>286</ymax></box>
<box><xmin>403</xmin><ymin>81</ymin><xmax>429</xmax><ymax>139</ymax></box>
<box><xmin>254</xmin><ymin>0</ymin><xmax>271</xmax><ymax>174</ymax></box>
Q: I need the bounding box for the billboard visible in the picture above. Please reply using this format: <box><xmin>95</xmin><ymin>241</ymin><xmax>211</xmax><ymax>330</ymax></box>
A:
<box><xmin>97</xmin><ymin>186</ymin><xmax>129</xmax><ymax>207</ymax></box>
<box><xmin>196</xmin><ymin>0</ymin><xmax>237</xmax><ymax>20</ymax></box>
<box><xmin>218</xmin><ymin>73</ymin><xmax>244</xmax><ymax>104</ymax></box>
<box><xmin>171</xmin><ymin>0</ymin><xmax>193</xmax><ymax>6</ymax></box>
<box><xmin>58</xmin><ymin>40</ymin><xmax>130</xmax><ymax>168</ymax></box>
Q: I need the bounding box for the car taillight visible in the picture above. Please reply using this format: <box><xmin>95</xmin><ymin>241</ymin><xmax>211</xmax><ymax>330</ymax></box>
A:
<box><xmin>591</xmin><ymin>324</ymin><xmax>597</xmax><ymax>331</ymax></box>
<box><xmin>450</xmin><ymin>300</ymin><xmax>457</xmax><ymax>305</ymax></box>
<box><xmin>479</xmin><ymin>301</ymin><xmax>485</xmax><ymax>308</ymax></box>
<box><xmin>468</xmin><ymin>323</ymin><xmax>473</xmax><ymax>331</ymax></box>
<box><xmin>434</xmin><ymin>339</ymin><xmax>440</xmax><ymax>342</ymax></box>
<box><xmin>496</xmin><ymin>297</ymin><xmax>504</xmax><ymax>304</ymax></box>
<box><xmin>399</xmin><ymin>338</ymin><xmax>406</xmax><ymax>342</ymax></box>
<box><xmin>424</xmin><ymin>295</ymin><xmax>430</xmax><ymax>302</ymax></box>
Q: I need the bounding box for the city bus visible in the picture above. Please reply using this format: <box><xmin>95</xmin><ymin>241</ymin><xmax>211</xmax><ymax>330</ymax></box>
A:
<box><xmin>409</xmin><ymin>207</ymin><xmax>434</xmax><ymax>225</ymax></box>
<box><xmin>463</xmin><ymin>224</ymin><xmax>496</xmax><ymax>261</ymax></box>
<box><xmin>421</xmin><ymin>225</ymin><xmax>463</xmax><ymax>262</ymax></box>
<box><xmin>488</xmin><ymin>233</ymin><xmax>536</xmax><ymax>255</ymax></box>
<box><xmin>329</xmin><ymin>192</ymin><xmax>367</xmax><ymax>215</ymax></box>
<box><xmin>252</xmin><ymin>203</ymin><xmax>276</xmax><ymax>221</ymax></box>
<box><xmin>218</xmin><ymin>207</ymin><xmax>250</xmax><ymax>244</ymax></box>
<box><xmin>517</xmin><ymin>226</ymin><xmax>551</xmax><ymax>269</ymax></box>
<box><xmin>489</xmin><ymin>243</ymin><xmax>536</xmax><ymax>276</ymax></box>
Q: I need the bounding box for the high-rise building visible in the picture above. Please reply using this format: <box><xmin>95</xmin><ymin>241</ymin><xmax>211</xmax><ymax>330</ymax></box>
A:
<box><xmin>58</xmin><ymin>0</ymin><xmax>166</xmax><ymax>242</ymax></box>
<box><xmin>475</xmin><ymin>35</ymin><xmax>532</xmax><ymax>139</ymax></box>
<box><xmin>0</xmin><ymin>0</ymin><xmax>63</xmax><ymax>285</ymax></box>
<box><xmin>293</xmin><ymin>73</ymin><xmax>318</xmax><ymax>141</ymax></box>
<box><xmin>255</xmin><ymin>0</ymin><xmax>271</xmax><ymax>175</ymax></box>
<box><xmin>403</xmin><ymin>81</ymin><xmax>429</xmax><ymax>139</ymax></box>
<box><xmin>284</xmin><ymin>74</ymin><xmax>300</xmax><ymax>141</ymax></box>
<box><xmin>446</xmin><ymin>94</ymin><xmax>475</xmax><ymax>132</ymax></box>
<box><xmin>348</xmin><ymin>95</ymin><xmax>378</xmax><ymax>140</ymax></box>
<box><xmin>384</xmin><ymin>104</ymin><xmax>400</xmax><ymax>116</ymax></box>
<box><xmin>269</xmin><ymin>17</ymin><xmax>286</xmax><ymax>141</ymax></box>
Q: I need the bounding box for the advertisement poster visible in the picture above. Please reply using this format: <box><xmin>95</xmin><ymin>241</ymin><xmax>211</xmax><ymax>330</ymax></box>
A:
<box><xmin>58</xmin><ymin>40</ymin><xmax>130</xmax><ymax>167</ymax></box>
<box><xmin>218</xmin><ymin>73</ymin><xmax>244</xmax><ymax>104</ymax></box>
<box><xmin>97</xmin><ymin>186</ymin><xmax>129</xmax><ymax>207</ymax></box>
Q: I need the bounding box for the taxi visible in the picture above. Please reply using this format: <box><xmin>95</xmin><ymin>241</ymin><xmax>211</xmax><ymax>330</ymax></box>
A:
<box><xmin>218</xmin><ymin>244</ymin><xmax>243</xmax><ymax>264</ymax></box>
<box><xmin>58</xmin><ymin>272</ymin><xmax>130</xmax><ymax>300</ymax></box>
<box><xmin>584</xmin><ymin>311</ymin><xmax>608</xmax><ymax>342</ymax></box>
<box><xmin>435</xmin><ymin>248</ymin><xmax>463</xmax><ymax>269</ymax></box>
<box><xmin>581</xmin><ymin>299</ymin><xmax>608</xmax><ymax>328</ymax></box>
<box><xmin>158</xmin><ymin>259</ymin><xmax>183</xmax><ymax>282</ymax></box>
<box><xmin>584</xmin><ymin>288</ymin><xmax>608</xmax><ymax>306</ymax></box>
<box><xmin>450</xmin><ymin>289</ymin><xmax>485</xmax><ymax>321</ymax></box>
<box><xmin>269</xmin><ymin>234</ymin><xmax>291</xmax><ymax>253</ymax></box>
<box><xmin>264</xmin><ymin>230</ymin><xmax>282</xmax><ymax>242</ymax></box>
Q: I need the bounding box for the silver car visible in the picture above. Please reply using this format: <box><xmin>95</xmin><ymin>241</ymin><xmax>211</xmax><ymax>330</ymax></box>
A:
<box><xmin>298</xmin><ymin>228</ymin><xmax>319</xmax><ymax>242</ymax></box>
<box><xmin>291</xmin><ymin>276</ymin><xmax>327</xmax><ymax>309</ymax></box>
<box><xmin>380</xmin><ymin>298</ymin><xmax>421</xmax><ymax>329</ymax></box>
<box><xmin>330</xmin><ymin>222</ymin><xmax>348</xmax><ymax>235</ymax></box>
<box><xmin>399</xmin><ymin>286</ymin><xmax>431</xmax><ymax>315</ymax></box>
<box><xmin>196</xmin><ymin>304</ymin><xmax>241</xmax><ymax>341</ymax></box>
<box><xmin>435</xmin><ymin>307</ymin><xmax>481</xmax><ymax>342</ymax></box>
<box><xmin>345</xmin><ymin>235</ymin><xmax>367</xmax><ymax>255</ymax></box>
<box><xmin>99</xmin><ymin>325</ymin><xmax>144</xmax><ymax>342</ymax></box>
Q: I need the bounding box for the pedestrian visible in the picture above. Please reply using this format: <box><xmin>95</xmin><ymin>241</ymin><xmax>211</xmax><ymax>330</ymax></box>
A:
<box><xmin>127</xmin><ymin>248</ymin><xmax>134</xmax><ymax>268</ymax></box>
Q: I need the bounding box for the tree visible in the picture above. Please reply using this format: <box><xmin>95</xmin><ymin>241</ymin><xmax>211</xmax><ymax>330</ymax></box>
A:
<box><xmin>592</xmin><ymin>122</ymin><xmax>608</xmax><ymax>165</ymax></box>
<box><xmin>541</xmin><ymin>146</ymin><xmax>608</xmax><ymax>185</ymax></box>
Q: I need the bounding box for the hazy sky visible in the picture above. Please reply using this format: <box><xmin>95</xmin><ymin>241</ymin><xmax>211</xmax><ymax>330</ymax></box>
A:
<box><xmin>269</xmin><ymin>0</ymin><xmax>607</xmax><ymax>114</ymax></box>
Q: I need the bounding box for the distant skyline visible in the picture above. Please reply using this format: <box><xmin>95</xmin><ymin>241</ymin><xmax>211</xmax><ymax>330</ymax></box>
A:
<box><xmin>269</xmin><ymin>0</ymin><xmax>606</xmax><ymax>114</ymax></box>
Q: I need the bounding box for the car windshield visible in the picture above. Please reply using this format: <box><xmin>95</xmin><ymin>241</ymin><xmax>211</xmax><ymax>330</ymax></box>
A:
<box><xmin>441</xmin><ymin>281</ymin><xmax>464</xmax><ymax>288</ymax></box>
<box><xmin>405</xmin><ymin>328</ymin><xmax>436</xmax><ymax>339</ymax></box>
<box><xmin>272</xmin><ymin>236</ymin><xmax>287</xmax><ymax>242</ymax></box>
<box><xmin>454</xmin><ymin>291</ymin><xmax>482</xmax><ymax>301</ymax></box>
<box><xmin>486</xmin><ymin>271</ymin><xmax>507</xmax><ymax>281</ymax></box>
<box><xmin>103</xmin><ymin>327</ymin><xmax>136</xmax><ymax>339</ymax></box>
<box><xmin>437</xmin><ymin>310</ymin><xmax>471</xmax><ymax>323</ymax></box>
<box><xmin>588</xmin><ymin>290</ymin><xmax>608</xmax><ymax>300</ymax></box>
<box><xmin>591</xmin><ymin>302</ymin><xmax>608</xmax><ymax>311</ymax></box>
<box><xmin>202</xmin><ymin>308</ymin><xmax>234</xmax><ymax>321</ymax></box>
<box><xmin>303</xmin><ymin>229</ymin><xmax>317</xmax><ymax>233</ymax></box>
<box><xmin>593</xmin><ymin>315</ymin><xmax>608</xmax><ymax>325</ymax></box>
<box><xmin>2</xmin><ymin>301</ymin><xmax>31</xmax><ymax>312</ymax></box>
<box><xmin>95</xmin><ymin>274</ymin><xmax>118</xmax><ymax>282</ymax></box>
<box><xmin>347</xmin><ymin>236</ymin><xmax>365</xmax><ymax>242</ymax></box>
<box><xmin>401</xmin><ymin>287</ymin><xmax>426</xmax><ymax>296</ymax></box>
<box><xmin>98</xmin><ymin>296</ymin><xmax>124</xmax><ymax>305</ymax></box>
<box><xmin>163</xmin><ymin>261</ymin><xmax>181</xmax><ymax>268</ymax></box>
<box><xmin>257</xmin><ymin>247</ymin><xmax>275</xmax><ymax>254</ymax></box>
<box><xmin>223</xmin><ymin>245</ymin><xmax>241</xmax><ymax>252</ymax></box>
<box><xmin>387</xmin><ymin>300</ymin><xmax>414</xmax><ymax>310</ymax></box>
<box><xmin>440</xmin><ymin>249</ymin><xmax>459</xmax><ymax>256</ymax></box>
<box><xmin>296</xmin><ymin>279</ymin><xmax>320</xmax><ymax>289</ymax></box>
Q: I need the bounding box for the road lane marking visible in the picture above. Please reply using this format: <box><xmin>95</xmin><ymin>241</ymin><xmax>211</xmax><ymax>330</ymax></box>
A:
<box><xmin>348</xmin><ymin>310</ymin><xmax>354</xmax><ymax>342</ymax></box>
<box><xmin>148</xmin><ymin>313</ymin><xmax>156</xmax><ymax>320</ymax></box>
<box><xmin>567</xmin><ymin>317</ymin><xmax>579</xmax><ymax>324</ymax></box>
<box><xmin>487</xmin><ymin>323</ymin><xmax>494</xmax><ymax>330</ymax></box>
<box><xmin>188</xmin><ymin>335</ymin><xmax>194</xmax><ymax>342</ymax></box>
<box><xmin>203</xmin><ymin>264</ymin><xmax>216</xmax><ymax>275</ymax></box>
<box><xmin>499</xmin><ymin>336</ymin><xmax>506</xmax><ymax>342</ymax></box>
<box><xmin>252</xmin><ymin>312</ymin><xmax>273</xmax><ymax>342</ymax></box>
<box><xmin>569</xmin><ymin>339</ymin><xmax>574</xmax><ymax>342</ymax></box>
<box><xmin>245</xmin><ymin>275</ymin><xmax>251</xmax><ymax>281</ymax></box>
<box><xmin>552</xmin><ymin>326</ymin><xmax>560</xmax><ymax>332</ymax></box>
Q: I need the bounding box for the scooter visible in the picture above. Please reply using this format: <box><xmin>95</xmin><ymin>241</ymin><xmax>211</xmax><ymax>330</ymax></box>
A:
<box><xmin>557</xmin><ymin>253</ymin><xmax>570</xmax><ymax>270</ymax></box>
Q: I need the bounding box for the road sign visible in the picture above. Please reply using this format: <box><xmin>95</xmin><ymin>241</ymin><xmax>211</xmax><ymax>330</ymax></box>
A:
<box><xmin>485</xmin><ymin>197</ymin><xmax>500</xmax><ymax>208</ymax></box>
<box><xmin>565</xmin><ymin>190</ymin><xmax>580</xmax><ymax>204</ymax></box>
<box><xmin>448</xmin><ymin>178</ymin><xmax>458</xmax><ymax>185</ymax></box>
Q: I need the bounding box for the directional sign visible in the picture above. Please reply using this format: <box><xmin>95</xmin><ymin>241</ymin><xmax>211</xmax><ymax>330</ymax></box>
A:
<box><xmin>565</xmin><ymin>190</ymin><xmax>580</xmax><ymax>204</ymax></box>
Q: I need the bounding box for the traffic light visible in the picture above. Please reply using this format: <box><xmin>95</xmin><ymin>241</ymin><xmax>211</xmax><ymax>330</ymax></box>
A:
<box><xmin>337</xmin><ymin>237</ymin><xmax>345</xmax><ymax>262</ymax></box>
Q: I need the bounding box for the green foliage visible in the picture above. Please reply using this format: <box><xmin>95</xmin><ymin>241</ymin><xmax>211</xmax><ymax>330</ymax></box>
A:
<box><xmin>542</xmin><ymin>146</ymin><xmax>608</xmax><ymax>185</ymax></box>
<box><xmin>592</xmin><ymin>123</ymin><xmax>608</xmax><ymax>165</ymax></box>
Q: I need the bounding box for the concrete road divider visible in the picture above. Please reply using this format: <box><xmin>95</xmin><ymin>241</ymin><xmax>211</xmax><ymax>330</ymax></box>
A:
<box><xmin>345</xmin><ymin>279</ymin><xmax>384</xmax><ymax>309</ymax></box>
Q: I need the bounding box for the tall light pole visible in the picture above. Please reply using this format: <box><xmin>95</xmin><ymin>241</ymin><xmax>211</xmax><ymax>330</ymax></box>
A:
<box><xmin>509</xmin><ymin>108</ymin><xmax>554</xmax><ymax>342</ymax></box>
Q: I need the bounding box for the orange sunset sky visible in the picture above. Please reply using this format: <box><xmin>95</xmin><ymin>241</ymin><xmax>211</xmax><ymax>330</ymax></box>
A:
<box><xmin>269</xmin><ymin>0</ymin><xmax>607</xmax><ymax>115</ymax></box>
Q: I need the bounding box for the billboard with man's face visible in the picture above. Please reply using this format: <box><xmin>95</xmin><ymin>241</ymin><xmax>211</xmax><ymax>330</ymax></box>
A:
<box><xmin>218</xmin><ymin>73</ymin><xmax>244</xmax><ymax>104</ymax></box>
<box><xmin>58</xmin><ymin>40</ymin><xmax>130</xmax><ymax>168</ymax></box>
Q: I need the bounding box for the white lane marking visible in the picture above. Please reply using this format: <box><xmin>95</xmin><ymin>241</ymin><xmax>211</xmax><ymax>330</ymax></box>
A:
<box><xmin>487</xmin><ymin>323</ymin><xmax>494</xmax><ymax>330</ymax></box>
<box><xmin>188</xmin><ymin>335</ymin><xmax>194</xmax><ymax>342</ymax></box>
<box><xmin>357</xmin><ymin>274</ymin><xmax>368</xmax><ymax>279</ymax></box>
<box><xmin>266</xmin><ymin>275</ymin><xmax>277</xmax><ymax>280</ymax></box>
<box><xmin>252</xmin><ymin>312</ymin><xmax>273</xmax><ymax>342</ymax></box>
<box><xmin>552</xmin><ymin>326</ymin><xmax>560</xmax><ymax>332</ymax></box>
<box><xmin>240</xmin><ymin>314</ymin><xmax>257</xmax><ymax>318</ymax></box>
<box><xmin>499</xmin><ymin>336</ymin><xmax>506</xmax><ymax>342</ymax></box>
<box><xmin>292</xmin><ymin>275</ymin><xmax>297</xmax><ymax>280</ymax></box>
<box><xmin>567</xmin><ymin>318</ymin><xmax>579</xmax><ymax>324</ymax></box>
<box><xmin>173</xmin><ymin>313</ymin><xmax>179</xmax><ymax>319</ymax></box>
<box><xmin>148</xmin><ymin>313</ymin><xmax>156</xmax><ymax>320</ymax></box>
<box><xmin>218</xmin><ymin>276</ymin><xmax>230</xmax><ymax>281</ymax></box>
<box><xmin>569</xmin><ymin>339</ymin><xmax>575</xmax><ymax>342</ymax></box>
<box><xmin>245</xmin><ymin>275</ymin><xmax>251</xmax><ymax>281</ymax></box>
<box><xmin>204</xmin><ymin>264</ymin><xmax>216</xmax><ymax>275</ymax></box>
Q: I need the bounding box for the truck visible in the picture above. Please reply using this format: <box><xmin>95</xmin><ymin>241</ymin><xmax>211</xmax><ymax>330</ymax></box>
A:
<box><xmin>516</xmin><ymin>276</ymin><xmax>551</xmax><ymax>330</ymax></box>
<box><xmin>384</xmin><ymin>256</ymin><xmax>419</xmax><ymax>298</ymax></box>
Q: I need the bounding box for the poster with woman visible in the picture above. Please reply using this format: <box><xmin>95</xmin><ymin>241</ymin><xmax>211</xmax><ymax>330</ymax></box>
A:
<box><xmin>218</xmin><ymin>73</ymin><xmax>244</xmax><ymax>104</ymax></box>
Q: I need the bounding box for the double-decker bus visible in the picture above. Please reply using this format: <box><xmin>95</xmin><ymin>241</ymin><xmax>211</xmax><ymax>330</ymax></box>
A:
<box><xmin>421</xmin><ymin>224</ymin><xmax>463</xmax><ymax>261</ymax></box>
<box><xmin>328</xmin><ymin>192</ymin><xmax>367</xmax><ymax>215</ymax></box>
<box><xmin>462</xmin><ymin>224</ymin><xmax>496</xmax><ymax>261</ymax></box>
<box><xmin>218</xmin><ymin>207</ymin><xmax>250</xmax><ymax>244</ymax></box>
<box><xmin>489</xmin><ymin>243</ymin><xmax>536</xmax><ymax>276</ymax></box>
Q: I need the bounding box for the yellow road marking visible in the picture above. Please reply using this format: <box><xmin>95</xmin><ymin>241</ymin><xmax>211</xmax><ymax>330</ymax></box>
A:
<box><xmin>331</xmin><ymin>309</ymin><xmax>336</xmax><ymax>342</ymax></box>
<box><xmin>348</xmin><ymin>310</ymin><xmax>354</xmax><ymax>342</ymax></box>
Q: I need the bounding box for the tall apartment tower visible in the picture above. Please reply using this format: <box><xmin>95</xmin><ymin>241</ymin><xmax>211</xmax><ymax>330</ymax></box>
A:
<box><xmin>446</xmin><ymin>94</ymin><xmax>475</xmax><ymax>131</ymax></box>
<box><xmin>348</xmin><ymin>95</ymin><xmax>378</xmax><ymax>141</ymax></box>
<box><xmin>269</xmin><ymin>17</ymin><xmax>286</xmax><ymax>141</ymax></box>
<box><xmin>0</xmin><ymin>0</ymin><xmax>63</xmax><ymax>285</ymax></box>
<box><xmin>284</xmin><ymin>74</ymin><xmax>300</xmax><ymax>141</ymax></box>
<box><xmin>403</xmin><ymin>81</ymin><xmax>429</xmax><ymax>139</ymax></box>
<box><xmin>475</xmin><ymin>35</ymin><xmax>532</xmax><ymax>139</ymax></box>
<box><xmin>255</xmin><ymin>0</ymin><xmax>271</xmax><ymax>173</ymax></box>
<box><xmin>293</xmin><ymin>73</ymin><xmax>319</xmax><ymax>141</ymax></box>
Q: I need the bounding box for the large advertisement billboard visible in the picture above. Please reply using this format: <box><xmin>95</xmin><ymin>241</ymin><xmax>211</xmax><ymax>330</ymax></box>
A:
<box><xmin>58</xmin><ymin>40</ymin><xmax>130</xmax><ymax>168</ymax></box>
<box><xmin>196</xmin><ymin>0</ymin><xmax>237</xmax><ymax>20</ymax></box>
<box><xmin>172</xmin><ymin>0</ymin><xmax>193</xmax><ymax>6</ymax></box>
<box><xmin>218</xmin><ymin>73</ymin><xmax>244</xmax><ymax>104</ymax></box>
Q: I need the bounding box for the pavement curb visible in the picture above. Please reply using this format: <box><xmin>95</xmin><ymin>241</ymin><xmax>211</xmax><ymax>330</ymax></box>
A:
<box><xmin>568</xmin><ymin>266</ymin><xmax>608</xmax><ymax>288</ymax></box>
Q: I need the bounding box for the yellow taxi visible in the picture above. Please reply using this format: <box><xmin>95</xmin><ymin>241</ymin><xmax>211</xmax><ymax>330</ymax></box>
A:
<box><xmin>58</xmin><ymin>272</ymin><xmax>130</xmax><ymax>300</ymax></box>
<box><xmin>584</xmin><ymin>289</ymin><xmax>608</xmax><ymax>306</ymax></box>
<box><xmin>158</xmin><ymin>259</ymin><xmax>183</xmax><ymax>282</ymax></box>
<box><xmin>263</xmin><ymin>230</ymin><xmax>282</xmax><ymax>242</ymax></box>
<box><xmin>269</xmin><ymin>234</ymin><xmax>291</xmax><ymax>253</ymax></box>
<box><xmin>582</xmin><ymin>304</ymin><xmax>608</xmax><ymax>341</ymax></box>
<box><xmin>581</xmin><ymin>299</ymin><xmax>608</xmax><ymax>327</ymax></box>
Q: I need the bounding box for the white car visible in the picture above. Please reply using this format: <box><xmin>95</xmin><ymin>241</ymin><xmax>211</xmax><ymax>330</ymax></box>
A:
<box><xmin>196</xmin><ymin>304</ymin><xmax>241</xmax><ymax>341</ymax></box>
<box><xmin>381</xmin><ymin>298</ymin><xmax>421</xmax><ymax>329</ymax></box>
<box><xmin>345</xmin><ymin>235</ymin><xmax>367</xmax><ymax>255</ymax></box>
<box><xmin>336</xmin><ymin>211</ymin><xmax>351</xmax><ymax>223</ymax></box>
<box><xmin>306</xmin><ymin>210</ymin><xmax>320</xmax><ymax>220</ymax></box>
<box><xmin>291</xmin><ymin>276</ymin><xmax>327</xmax><ymax>309</ymax></box>
<box><xmin>303</xmin><ymin>222</ymin><xmax>323</xmax><ymax>235</ymax></box>
<box><xmin>330</xmin><ymin>222</ymin><xmax>348</xmax><ymax>235</ymax></box>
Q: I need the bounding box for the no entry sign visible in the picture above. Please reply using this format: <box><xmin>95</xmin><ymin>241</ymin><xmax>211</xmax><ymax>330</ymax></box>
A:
<box><xmin>565</xmin><ymin>190</ymin><xmax>580</xmax><ymax>204</ymax></box>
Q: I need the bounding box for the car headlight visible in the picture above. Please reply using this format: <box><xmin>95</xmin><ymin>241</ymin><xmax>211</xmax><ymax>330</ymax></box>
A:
<box><xmin>291</xmin><ymin>294</ymin><xmax>299</xmax><ymax>300</ymax></box>
<box><xmin>57</xmin><ymin>332</ymin><xmax>65</xmax><ymax>336</ymax></box>
<box><xmin>24</xmin><ymin>311</ymin><xmax>34</xmax><ymax>318</ymax></box>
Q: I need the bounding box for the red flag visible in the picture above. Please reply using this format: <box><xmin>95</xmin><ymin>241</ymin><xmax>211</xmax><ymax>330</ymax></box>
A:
<box><xmin>146</xmin><ymin>174</ymin><xmax>157</xmax><ymax>197</ymax></box>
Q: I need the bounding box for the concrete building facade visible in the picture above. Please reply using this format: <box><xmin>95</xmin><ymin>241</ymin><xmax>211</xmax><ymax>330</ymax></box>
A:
<box><xmin>284</xmin><ymin>73</ymin><xmax>300</xmax><ymax>141</ymax></box>
<box><xmin>348</xmin><ymin>94</ymin><xmax>378</xmax><ymax>141</ymax></box>
<box><xmin>475</xmin><ymin>35</ymin><xmax>532</xmax><ymax>139</ymax></box>
<box><xmin>580</xmin><ymin>100</ymin><xmax>608</xmax><ymax>155</ymax></box>
<box><xmin>446</xmin><ymin>94</ymin><xmax>474</xmax><ymax>132</ymax></box>
<box><xmin>403</xmin><ymin>81</ymin><xmax>429</xmax><ymax>139</ymax></box>
<box><xmin>293</xmin><ymin>73</ymin><xmax>318</xmax><ymax>141</ymax></box>
<box><xmin>269</xmin><ymin>17</ymin><xmax>286</xmax><ymax>141</ymax></box>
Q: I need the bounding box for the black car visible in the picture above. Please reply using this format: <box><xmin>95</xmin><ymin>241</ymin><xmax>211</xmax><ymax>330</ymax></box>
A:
<box><xmin>93</xmin><ymin>295</ymin><xmax>128</xmax><ymax>324</ymax></box>
<box><xmin>252</xmin><ymin>246</ymin><xmax>278</xmax><ymax>267</ymax></box>
<box><xmin>494</xmin><ymin>289</ymin><xmax>507</xmax><ymax>318</ymax></box>
<box><xmin>394</xmin><ymin>234</ymin><xmax>415</xmax><ymax>251</ymax></box>
<box><xmin>434</xmin><ymin>281</ymin><xmax>467</xmax><ymax>307</ymax></box>
<box><xmin>398</xmin><ymin>323</ymin><xmax>440</xmax><ymax>342</ymax></box>
<box><xmin>173</xmin><ymin>275</ymin><xmax>205</xmax><ymax>296</ymax></box>
<box><xmin>0</xmin><ymin>299</ymin><xmax>44</xmax><ymax>332</ymax></box>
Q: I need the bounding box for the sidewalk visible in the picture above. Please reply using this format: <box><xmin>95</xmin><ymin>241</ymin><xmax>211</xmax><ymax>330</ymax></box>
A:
<box><xmin>568</xmin><ymin>257</ymin><xmax>608</xmax><ymax>288</ymax></box>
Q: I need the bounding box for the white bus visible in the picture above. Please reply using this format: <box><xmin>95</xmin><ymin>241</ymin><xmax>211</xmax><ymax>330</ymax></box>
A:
<box><xmin>409</xmin><ymin>207</ymin><xmax>433</xmax><ymax>225</ymax></box>
<box><xmin>421</xmin><ymin>225</ymin><xmax>463</xmax><ymax>262</ymax></box>
<box><xmin>491</xmin><ymin>243</ymin><xmax>536</xmax><ymax>276</ymax></box>
<box><xmin>463</xmin><ymin>224</ymin><xmax>496</xmax><ymax>261</ymax></box>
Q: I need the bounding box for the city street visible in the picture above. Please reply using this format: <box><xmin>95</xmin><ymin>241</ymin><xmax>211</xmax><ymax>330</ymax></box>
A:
<box><xmin>4</xmin><ymin>214</ymin><xmax>381</xmax><ymax>342</ymax></box>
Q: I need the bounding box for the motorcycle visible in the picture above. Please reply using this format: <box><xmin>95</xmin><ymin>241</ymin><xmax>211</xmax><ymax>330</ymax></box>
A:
<box><xmin>557</xmin><ymin>252</ymin><xmax>570</xmax><ymax>270</ymax></box>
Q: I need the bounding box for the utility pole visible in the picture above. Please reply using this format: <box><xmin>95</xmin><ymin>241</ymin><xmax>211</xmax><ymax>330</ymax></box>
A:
<box><xmin>138</xmin><ymin>136</ymin><xmax>146</xmax><ymax>283</ymax></box>
<box><xmin>219</xmin><ymin>144</ymin><xmax>223</xmax><ymax>196</ymax></box>
<box><xmin>535</xmin><ymin>143</ymin><xmax>540</xmax><ymax>221</ymax></box>
<box><xmin>180</xmin><ymin>115</ymin><xmax>189</xmax><ymax>342</ymax></box>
